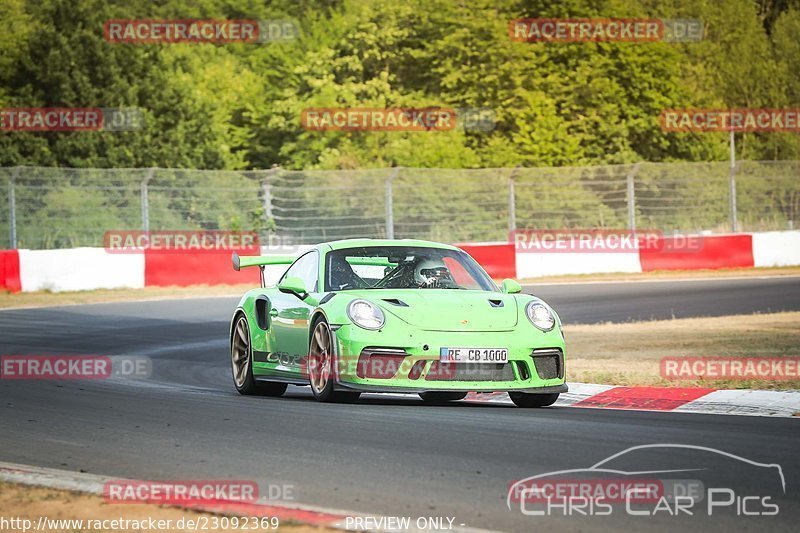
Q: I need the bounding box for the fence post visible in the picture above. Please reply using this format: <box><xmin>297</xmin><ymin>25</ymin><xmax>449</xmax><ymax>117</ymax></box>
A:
<box><xmin>506</xmin><ymin>165</ymin><xmax>523</xmax><ymax>241</ymax></box>
<box><xmin>141</xmin><ymin>167</ymin><xmax>154</xmax><ymax>232</ymax></box>
<box><xmin>729</xmin><ymin>131</ymin><xmax>738</xmax><ymax>232</ymax></box>
<box><xmin>385</xmin><ymin>167</ymin><xmax>398</xmax><ymax>239</ymax></box>
<box><xmin>626</xmin><ymin>163</ymin><xmax>640</xmax><ymax>231</ymax></box>
<box><xmin>9</xmin><ymin>167</ymin><xmax>19</xmax><ymax>249</ymax></box>
<box><xmin>263</xmin><ymin>165</ymin><xmax>277</xmax><ymax>223</ymax></box>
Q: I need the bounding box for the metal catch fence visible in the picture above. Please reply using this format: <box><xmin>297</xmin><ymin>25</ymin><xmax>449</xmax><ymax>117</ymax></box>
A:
<box><xmin>1</xmin><ymin>161</ymin><xmax>797</xmax><ymax>249</ymax></box>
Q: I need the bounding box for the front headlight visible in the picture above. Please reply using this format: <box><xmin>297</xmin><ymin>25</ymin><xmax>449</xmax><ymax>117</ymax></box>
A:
<box><xmin>526</xmin><ymin>301</ymin><xmax>555</xmax><ymax>331</ymax></box>
<box><xmin>347</xmin><ymin>299</ymin><xmax>385</xmax><ymax>330</ymax></box>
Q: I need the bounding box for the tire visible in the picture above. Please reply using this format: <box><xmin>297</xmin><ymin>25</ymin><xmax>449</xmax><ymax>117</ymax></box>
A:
<box><xmin>419</xmin><ymin>392</ymin><xmax>468</xmax><ymax>404</ymax></box>
<box><xmin>231</xmin><ymin>314</ymin><xmax>287</xmax><ymax>397</ymax></box>
<box><xmin>308</xmin><ymin>319</ymin><xmax>361</xmax><ymax>403</ymax></box>
<box><xmin>508</xmin><ymin>392</ymin><xmax>559</xmax><ymax>408</ymax></box>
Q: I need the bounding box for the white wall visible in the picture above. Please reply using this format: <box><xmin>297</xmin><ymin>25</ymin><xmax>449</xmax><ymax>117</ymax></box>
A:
<box><xmin>752</xmin><ymin>231</ymin><xmax>800</xmax><ymax>267</ymax></box>
<box><xmin>516</xmin><ymin>252</ymin><xmax>643</xmax><ymax>278</ymax></box>
<box><xmin>19</xmin><ymin>248</ymin><xmax>144</xmax><ymax>292</ymax></box>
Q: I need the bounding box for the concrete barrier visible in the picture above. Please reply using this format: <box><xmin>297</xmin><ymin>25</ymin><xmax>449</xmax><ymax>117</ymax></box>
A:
<box><xmin>516</xmin><ymin>251</ymin><xmax>642</xmax><ymax>278</ymax></box>
<box><xmin>18</xmin><ymin>248</ymin><xmax>144</xmax><ymax>292</ymax></box>
<box><xmin>457</xmin><ymin>242</ymin><xmax>516</xmax><ymax>279</ymax></box>
<box><xmin>639</xmin><ymin>234</ymin><xmax>754</xmax><ymax>272</ymax></box>
<box><xmin>0</xmin><ymin>250</ymin><xmax>21</xmax><ymax>293</ymax></box>
<box><xmin>3</xmin><ymin>231</ymin><xmax>798</xmax><ymax>292</ymax></box>
<box><xmin>752</xmin><ymin>231</ymin><xmax>800</xmax><ymax>267</ymax></box>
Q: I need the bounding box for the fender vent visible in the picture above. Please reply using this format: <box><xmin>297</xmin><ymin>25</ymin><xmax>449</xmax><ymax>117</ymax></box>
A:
<box><xmin>382</xmin><ymin>298</ymin><xmax>409</xmax><ymax>307</ymax></box>
<box><xmin>488</xmin><ymin>299</ymin><xmax>504</xmax><ymax>307</ymax></box>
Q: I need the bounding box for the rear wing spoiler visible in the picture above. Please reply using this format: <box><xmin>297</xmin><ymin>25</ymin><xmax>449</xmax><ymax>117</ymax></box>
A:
<box><xmin>232</xmin><ymin>252</ymin><xmax>296</xmax><ymax>287</ymax></box>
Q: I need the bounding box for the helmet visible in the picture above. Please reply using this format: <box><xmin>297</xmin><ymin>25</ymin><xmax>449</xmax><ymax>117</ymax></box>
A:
<box><xmin>414</xmin><ymin>258</ymin><xmax>454</xmax><ymax>287</ymax></box>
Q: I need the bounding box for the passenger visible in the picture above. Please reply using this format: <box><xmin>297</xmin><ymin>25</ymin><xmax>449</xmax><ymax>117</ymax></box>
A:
<box><xmin>329</xmin><ymin>255</ymin><xmax>368</xmax><ymax>289</ymax></box>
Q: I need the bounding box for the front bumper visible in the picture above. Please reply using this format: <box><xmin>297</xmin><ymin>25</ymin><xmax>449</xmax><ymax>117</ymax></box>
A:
<box><xmin>336</xmin><ymin>382</ymin><xmax>569</xmax><ymax>394</ymax></box>
<box><xmin>332</xmin><ymin>323</ymin><xmax>567</xmax><ymax>393</ymax></box>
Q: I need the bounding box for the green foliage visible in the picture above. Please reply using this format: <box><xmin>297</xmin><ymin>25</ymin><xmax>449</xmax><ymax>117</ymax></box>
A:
<box><xmin>1</xmin><ymin>0</ymin><xmax>796</xmax><ymax>169</ymax></box>
<box><xmin>0</xmin><ymin>0</ymin><xmax>798</xmax><ymax>247</ymax></box>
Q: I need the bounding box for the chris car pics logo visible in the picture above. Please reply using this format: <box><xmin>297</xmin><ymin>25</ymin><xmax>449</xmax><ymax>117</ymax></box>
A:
<box><xmin>508</xmin><ymin>444</ymin><xmax>784</xmax><ymax>518</ymax></box>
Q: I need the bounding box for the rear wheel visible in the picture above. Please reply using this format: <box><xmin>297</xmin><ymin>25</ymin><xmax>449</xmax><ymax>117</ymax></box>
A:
<box><xmin>308</xmin><ymin>319</ymin><xmax>361</xmax><ymax>403</ymax></box>
<box><xmin>508</xmin><ymin>392</ymin><xmax>559</xmax><ymax>408</ymax></box>
<box><xmin>419</xmin><ymin>392</ymin><xmax>468</xmax><ymax>404</ymax></box>
<box><xmin>231</xmin><ymin>314</ymin><xmax>287</xmax><ymax>397</ymax></box>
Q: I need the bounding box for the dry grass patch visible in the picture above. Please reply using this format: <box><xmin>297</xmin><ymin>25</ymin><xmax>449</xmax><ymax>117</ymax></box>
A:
<box><xmin>0</xmin><ymin>481</ymin><xmax>328</xmax><ymax>532</ymax></box>
<box><xmin>0</xmin><ymin>285</ymin><xmax>254</xmax><ymax>310</ymax></box>
<box><xmin>564</xmin><ymin>312</ymin><xmax>800</xmax><ymax>389</ymax></box>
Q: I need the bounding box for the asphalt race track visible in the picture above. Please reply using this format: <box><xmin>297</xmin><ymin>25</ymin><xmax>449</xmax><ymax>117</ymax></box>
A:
<box><xmin>527</xmin><ymin>275</ymin><xmax>800</xmax><ymax>323</ymax></box>
<box><xmin>2</xmin><ymin>277</ymin><xmax>799</xmax><ymax>532</ymax></box>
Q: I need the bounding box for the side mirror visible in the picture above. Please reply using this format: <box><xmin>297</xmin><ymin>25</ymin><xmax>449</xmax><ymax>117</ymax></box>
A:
<box><xmin>501</xmin><ymin>279</ymin><xmax>522</xmax><ymax>294</ymax></box>
<box><xmin>278</xmin><ymin>276</ymin><xmax>308</xmax><ymax>299</ymax></box>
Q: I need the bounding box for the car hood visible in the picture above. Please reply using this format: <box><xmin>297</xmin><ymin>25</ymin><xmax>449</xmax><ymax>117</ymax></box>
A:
<box><xmin>344</xmin><ymin>289</ymin><xmax>519</xmax><ymax>332</ymax></box>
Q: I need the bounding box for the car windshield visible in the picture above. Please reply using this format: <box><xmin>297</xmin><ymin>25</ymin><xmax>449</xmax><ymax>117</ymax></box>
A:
<box><xmin>325</xmin><ymin>246</ymin><xmax>496</xmax><ymax>292</ymax></box>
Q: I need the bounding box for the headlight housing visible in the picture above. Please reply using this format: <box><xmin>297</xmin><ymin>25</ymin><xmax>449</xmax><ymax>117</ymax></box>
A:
<box><xmin>525</xmin><ymin>301</ymin><xmax>555</xmax><ymax>331</ymax></box>
<box><xmin>347</xmin><ymin>299</ymin><xmax>385</xmax><ymax>330</ymax></box>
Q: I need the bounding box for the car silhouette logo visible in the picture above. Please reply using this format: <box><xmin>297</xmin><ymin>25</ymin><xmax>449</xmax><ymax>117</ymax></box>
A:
<box><xmin>507</xmin><ymin>443</ymin><xmax>786</xmax><ymax>511</ymax></box>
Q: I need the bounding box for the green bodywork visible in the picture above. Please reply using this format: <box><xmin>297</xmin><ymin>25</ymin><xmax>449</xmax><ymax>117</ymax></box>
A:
<box><xmin>230</xmin><ymin>239</ymin><xmax>567</xmax><ymax>393</ymax></box>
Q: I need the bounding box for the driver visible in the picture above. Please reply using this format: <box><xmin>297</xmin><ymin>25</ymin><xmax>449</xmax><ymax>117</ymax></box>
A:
<box><xmin>414</xmin><ymin>258</ymin><xmax>456</xmax><ymax>288</ymax></box>
<box><xmin>329</xmin><ymin>255</ymin><xmax>367</xmax><ymax>289</ymax></box>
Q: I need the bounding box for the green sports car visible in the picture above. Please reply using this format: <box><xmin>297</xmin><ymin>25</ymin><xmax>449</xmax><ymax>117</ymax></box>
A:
<box><xmin>229</xmin><ymin>239</ymin><xmax>567</xmax><ymax>407</ymax></box>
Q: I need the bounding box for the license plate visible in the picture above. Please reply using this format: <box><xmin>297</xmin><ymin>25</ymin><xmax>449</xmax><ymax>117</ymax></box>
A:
<box><xmin>439</xmin><ymin>347</ymin><xmax>508</xmax><ymax>363</ymax></box>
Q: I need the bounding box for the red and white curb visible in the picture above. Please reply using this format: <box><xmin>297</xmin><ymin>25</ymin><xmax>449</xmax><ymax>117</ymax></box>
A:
<box><xmin>0</xmin><ymin>462</ymin><xmax>493</xmax><ymax>533</ymax></box>
<box><xmin>457</xmin><ymin>383</ymin><xmax>800</xmax><ymax>417</ymax></box>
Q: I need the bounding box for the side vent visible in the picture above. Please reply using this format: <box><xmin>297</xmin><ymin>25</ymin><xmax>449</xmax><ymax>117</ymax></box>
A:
<box><xmin>488</xmin><ymin>299</ymin><xmax>504</xmax><ymax>308</ymax></box>
<box><xmin>255</xmin><ymin>297</ymin><xmax>271</xmax><ymax>330</ymax></box>
<box><xmin>382</xmin><ymin>298</ymin><xmax>409</xmax><ymax>307</ymax></box>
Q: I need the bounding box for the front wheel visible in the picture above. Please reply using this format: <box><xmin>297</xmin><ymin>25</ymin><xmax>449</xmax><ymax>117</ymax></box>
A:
<box><xmin>231</xmin><ymin>314</ymin><xmax>287</xmax><ymax>397</ymax></box>
<box><xmin>508</xmin><ymin>392</ymin><xmax>559</xmax><ymax>408</ymax></box>
<box><xmin>419</xmin><ymin>392</ymin><xmax>468</xmax><ymax>404</ymax></box>
<box><xmin>308</xmin><ymin>320</ymin><xmax>360</xmax><ymax>403</ymax></box>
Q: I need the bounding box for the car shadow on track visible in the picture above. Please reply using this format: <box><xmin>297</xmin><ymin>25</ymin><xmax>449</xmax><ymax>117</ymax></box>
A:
<box><xmin>278</xmin><ymin>389</ymin><xmax>540</xmax><ymax>409</ymax></box>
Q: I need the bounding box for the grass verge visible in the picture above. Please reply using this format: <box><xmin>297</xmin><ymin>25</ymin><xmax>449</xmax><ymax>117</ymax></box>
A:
<box><xmin>0</xmin><ymin>481</ymin><xmax>327</xmax><ymax>532</ymax></box>
<box><xmin>0</xmin><ymin>285</ymin><xmax>252</xmax><ymax>309</ymax></box>
<box><xmin>564</xmin><ymin>311</ymin><xmax>800</xmax><ymax>389</ymax></box>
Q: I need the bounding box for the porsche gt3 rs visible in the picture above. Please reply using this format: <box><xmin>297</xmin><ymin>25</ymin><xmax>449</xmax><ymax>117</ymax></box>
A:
<box><xmin>229</xmin><ymin>239</ymin><xmax>567</xmax><ymax>407</ymax></box>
